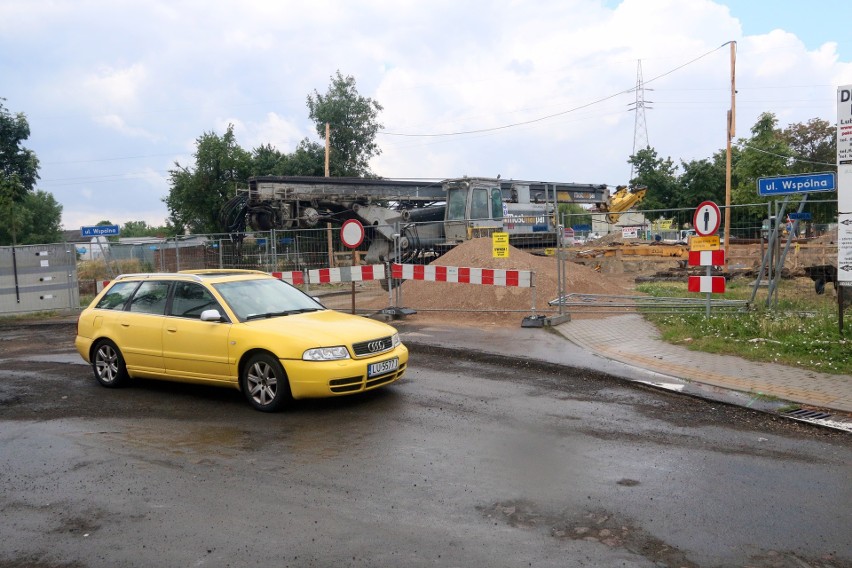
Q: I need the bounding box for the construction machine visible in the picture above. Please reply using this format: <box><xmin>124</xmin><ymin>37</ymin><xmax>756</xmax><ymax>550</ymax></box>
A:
<box><xmin>596</xmin><ymin>185</ymin><xmax>647</xmax><ymax>224</ymax></box>
<box><xmin>221</xmin><ymin>176</ymin><xmax>640</xmax><ymax>265</ymax></box>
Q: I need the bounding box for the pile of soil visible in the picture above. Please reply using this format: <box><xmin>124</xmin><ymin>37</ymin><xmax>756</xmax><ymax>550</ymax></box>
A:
<box><xmin>367</xmin><ymin>238</ymin><xmax>634</xmax><ymax>327</ymax></box>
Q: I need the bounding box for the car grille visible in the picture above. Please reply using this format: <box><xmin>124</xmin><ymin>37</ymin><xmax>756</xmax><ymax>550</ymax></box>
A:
<box><xmin>352</xmin><ymin>335</ymin><xmax>394</xmax><ymax>357</ymax></box>
<box><xmin>328</xmin><ymin>362</ymin><xmax>407</xmax><ymax>394</ymax></box>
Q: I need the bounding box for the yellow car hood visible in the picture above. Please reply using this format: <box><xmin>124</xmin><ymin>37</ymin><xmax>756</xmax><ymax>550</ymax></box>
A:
<box><xmin>237</xmin><ymin>310</ymin><xmax>397</xmax><ymax>351</ymax></box>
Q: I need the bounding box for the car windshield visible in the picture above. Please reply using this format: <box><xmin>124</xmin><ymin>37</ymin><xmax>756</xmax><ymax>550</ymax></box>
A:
<box><xmin>213</xmin><ymin>278</ymin><xmax>324</xmax><ymax>322</ymax></box>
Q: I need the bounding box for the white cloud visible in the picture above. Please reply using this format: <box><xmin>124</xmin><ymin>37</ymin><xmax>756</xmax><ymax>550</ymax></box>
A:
<box><xmin>1</xmin><ymin>0</ymin><xmax>849</xmax><ymax>230</ymax></box>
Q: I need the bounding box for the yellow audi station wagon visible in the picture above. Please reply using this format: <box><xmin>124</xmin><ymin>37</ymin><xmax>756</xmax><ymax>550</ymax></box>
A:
<box><xmin>75</xmin><ymin>270</ymin><xmax>408</xmax><ymax>411</ymax></box>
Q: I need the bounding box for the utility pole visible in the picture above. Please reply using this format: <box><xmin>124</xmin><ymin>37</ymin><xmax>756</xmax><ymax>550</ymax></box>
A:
<box><xmin>325</xmin><ymin>122</ymin><xmax>331</xmax><ymax>177</ymax></box>
<box><xmin>724</xmin><ymin>41</ymin><xmax>736</xmax><ymax>266</ymax></box>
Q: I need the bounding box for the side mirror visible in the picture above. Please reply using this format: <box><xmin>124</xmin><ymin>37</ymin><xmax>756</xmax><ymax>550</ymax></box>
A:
<box><xmin>200</xmin><ymin>309</ymin><xmax>224</xmax><ymax>322</ymax></box>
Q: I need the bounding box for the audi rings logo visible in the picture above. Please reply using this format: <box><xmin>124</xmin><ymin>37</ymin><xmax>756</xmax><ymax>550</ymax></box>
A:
<box><xmin>368</xmin><ymin>340</ymin><xmax>385</xmax><ymax>353</ymax></box>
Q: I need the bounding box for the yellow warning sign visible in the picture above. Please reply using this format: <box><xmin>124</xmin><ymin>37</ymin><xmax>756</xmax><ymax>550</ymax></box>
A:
<box><xmin>690</xmin><ymin>235</ymin><xmax>720</xmax><ymax>251</ymax></box>
<box><xmin>492</xmin><ymin>232</ymin><xmax>510</xmax><ymax>258</ymax></box>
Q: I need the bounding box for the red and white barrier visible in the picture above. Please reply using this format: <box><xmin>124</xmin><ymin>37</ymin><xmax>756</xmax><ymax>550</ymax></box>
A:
<box><xmin>391</xmin><ymin>263</ymin><xmax>533</xmax><ymax>288</ymax></box>
<box><xmin>270</xmin><ymin>271</ymin><xmax>306</xmax><ymax>285</ymax></box>
<box><xmin>688</xmin><ymin>250</ymin><xmax>725</xmax><ymax>266</ymax></box>
<box><xmin>688</xmin><ymin>275</ymin><xmax>726</xmax><ymax>293</ymax></box>
<box><xmin>306</xmin><ymin>265</ymin><xmax>385</xmax><ymax>284</ymax></box>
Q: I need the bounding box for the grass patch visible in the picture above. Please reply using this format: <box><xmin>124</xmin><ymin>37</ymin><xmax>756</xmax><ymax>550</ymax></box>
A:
<box><xmin>0</xmin><ymin>311</ymin><xmax>60</xmax><ymax>325</ymax></box>
<box><xmin>636</xmin><ymin>280</ymin><xmax>852</xmax><ymax>375</ymax></box>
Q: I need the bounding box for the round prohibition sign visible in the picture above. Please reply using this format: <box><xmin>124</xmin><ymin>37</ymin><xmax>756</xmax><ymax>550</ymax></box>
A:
<box><xmin>693</xmin><ymin>201</ymin><xmax>721</xmax><ymax>237</ymax></box>
<box><xmin>340</xmin><ymin>219</ymin><xmax>365</xmax><ymax>249</ymax></box>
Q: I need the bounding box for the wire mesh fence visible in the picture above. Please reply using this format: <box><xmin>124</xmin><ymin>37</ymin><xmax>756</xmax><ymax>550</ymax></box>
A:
<box><xmin>65</xmin><ymin>197</ymin><xmax>844</xmax><ymax>318</ymax></box>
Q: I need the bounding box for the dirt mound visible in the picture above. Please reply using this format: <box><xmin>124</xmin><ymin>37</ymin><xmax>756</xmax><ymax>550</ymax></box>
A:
<box><xmin>372</xmin><ymin>238</ymin><xmax>634</xmax><ymax>327</ymax></box>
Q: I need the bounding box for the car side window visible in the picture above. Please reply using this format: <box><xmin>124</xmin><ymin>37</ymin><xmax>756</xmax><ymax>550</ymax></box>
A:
<box><xmin>170</xmin><ymin>282</ymin><xmax>219</xmax><ymax>319</ymax></box>
<box><xmin>128</xmin><ymin>281</ymin><xmax>170</xmax><ymax>315</ymax></box>
<box><xmin>95</xmin><ymin>281</ymin><xmax>138</xmax><ymax>310</ymax></box>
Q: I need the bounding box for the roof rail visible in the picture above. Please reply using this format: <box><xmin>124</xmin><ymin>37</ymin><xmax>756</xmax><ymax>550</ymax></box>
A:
<box><xmin>113</xmin><ymin>272</ymin><xmax>204</xmax><ymax>282</ymax></box>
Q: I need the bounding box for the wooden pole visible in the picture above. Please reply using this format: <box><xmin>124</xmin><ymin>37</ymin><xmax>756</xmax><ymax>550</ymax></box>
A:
<box><xmin>724</xmin><ymin>41</ymin><xmax>736</xmax><ymax>269</ymax></box>
<box><xmin>327</xmin><ymin>223</ymin><xmax>334</xmax><ymax>268</ymax></box>
<box><xmin>325</xmin><ymin>122</ymin><xmax>330</xmax><ymax>177</ymax></box>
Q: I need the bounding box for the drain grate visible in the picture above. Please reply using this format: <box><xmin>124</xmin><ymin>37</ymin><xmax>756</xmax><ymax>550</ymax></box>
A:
<box><xmin>785</xmin><ymin>409</ymin><xmax>833</xmax><ymax>420</ymax></box>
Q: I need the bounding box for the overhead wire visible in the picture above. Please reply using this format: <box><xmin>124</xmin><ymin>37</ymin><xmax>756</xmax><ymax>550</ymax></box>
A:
<box><xmin>736</xmin><ymin>142</ymin><xmax>837</xmax><ymax>167</ymax></box>
<box><xmin>378</xmin><ymin>42</ymin><xmax>733</xmax><ymax>138</ymax></box>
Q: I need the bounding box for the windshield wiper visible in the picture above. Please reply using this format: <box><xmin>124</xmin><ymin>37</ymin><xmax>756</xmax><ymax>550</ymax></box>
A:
<box><xmin>246</xmin><ymin>308</ymin><xmax>322</xmax><ymax>320</ymax></box>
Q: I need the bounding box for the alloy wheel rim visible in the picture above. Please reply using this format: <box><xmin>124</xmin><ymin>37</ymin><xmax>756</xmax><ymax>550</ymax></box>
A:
<box><xmin>96</xmin><ymin>346</ymin><xmax>118</xmax><ymax>382</ymax></box>
<box><xmin>247</xmin><ymin>362</ymin><xmax>277</xmax><ymax>406</ymax></box>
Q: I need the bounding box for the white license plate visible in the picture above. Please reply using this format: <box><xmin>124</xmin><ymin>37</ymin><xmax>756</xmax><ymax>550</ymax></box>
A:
<box><xmin>368</xmin><ymin>357</ymin><xmax>399</xmax><ymax>378</ymax></box>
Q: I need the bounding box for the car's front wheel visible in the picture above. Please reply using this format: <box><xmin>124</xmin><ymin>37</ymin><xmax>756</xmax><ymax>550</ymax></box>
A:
<box><xmin>241</xmin><ymin>353</ymin><xmax>292</xmax><ymax>412</ymax></box>
<box><xmin>92</xmin><ymin>340</ymin><xmax>129</xmax><ymax>388</ymax></box>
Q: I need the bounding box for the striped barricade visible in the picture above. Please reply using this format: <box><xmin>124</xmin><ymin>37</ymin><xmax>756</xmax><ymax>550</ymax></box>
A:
<box><xmin>390</xmin><ymin>263</ymin><xmax>540</xmax><ymax>325</ymax></box>
<box><xmin>306</xmin><ymin>265</ymin><xmax>385</xmax><ymax>284</ymax></box>
<box><xmin>270</xmin><ymin>271</ymin><xmax>306</xmax><ymax>285</ymax></box>
<box><xmin>391</xmin><ymin>263</ymin><xmax>534</xmax><ymax>288</ymax></box>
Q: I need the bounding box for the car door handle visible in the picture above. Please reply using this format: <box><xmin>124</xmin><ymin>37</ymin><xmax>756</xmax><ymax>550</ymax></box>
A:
<box><xmin>166</xmin><ymin>327</ymin><xmax>177</xmax><ymax>333</ymax></box>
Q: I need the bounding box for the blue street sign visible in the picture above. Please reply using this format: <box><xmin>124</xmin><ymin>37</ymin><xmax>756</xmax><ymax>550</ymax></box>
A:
<box><xmin>757</xmin><ymin>172</ymin><xmax>836</xmax><ymax>196</ymax></box>
<box><xmin>787</xmin><ymin>212</ymin><xmax>812</xmax><ymax>221</ymax></box>
<box><xmin>81</xmin><ymin>224</ymin><xmax>120</xmax><ymax>237</ymax></box>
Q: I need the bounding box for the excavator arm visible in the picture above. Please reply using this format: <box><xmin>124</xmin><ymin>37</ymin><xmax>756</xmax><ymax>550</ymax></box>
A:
<box><xmin>598</xmin><ymin>185</ymin><xmax>647</xmax><ymax>224</ymax></box>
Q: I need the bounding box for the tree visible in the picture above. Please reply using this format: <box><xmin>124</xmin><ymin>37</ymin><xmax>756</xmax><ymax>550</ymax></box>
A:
<box><xmin>306</xmin><ymin>71</ymin><xmax>383</xmax><ymax>177</ymax></box>
<box><xmin>782</xmin><ymin>118</ymin><xmax>836</xmax><ymax>174</ymax></box>
<box><xmin>0</xmin><ymin>98</ymin><xmax>40</xmax><ymax>201</ymax></box>
<box><xmin>677</xmin><ymin>156</ymin><xmax>726</xmax><ymax>208</ymax></box>
<box><xmin>251</xmin><ymin>140</ymin><xmax>325</xmax><ymax>177</ymax></box>
<box><xmin>0</xmin><ymin>190</ymin><xmax>63</xmax><ymax>245</ymax></box>
<box><xmin>121</xmin><ymin>220</ymin><xmax>169</xmax><ymax>238</ymax></box>
<box><xmin>558</xmin><ymin>202</ymin><xmax>592</xmax><ymax>229</ymax></box>
<box><xmin>732</xmin><ymin>112</ymin><xmax>791</xmax><ymax>205</ymax></box>
<box><xmin>627</xmin><ymin>147</ymin><xmax>680</xmax><ymax>211</ymax></box>
<box><xmin>0</xmin><ymin>100</ymin><xmax>63</xmax><ymax>246</ymax></box>
<box><xmin>165</xmin><ymin>125</ymin><xmax>253</xmax><ymax>234</ymax></box>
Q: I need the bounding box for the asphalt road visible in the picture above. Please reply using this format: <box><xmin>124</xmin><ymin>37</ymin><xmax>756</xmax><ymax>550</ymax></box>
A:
<box><xmin>0</xmin><ymin>322</ymin><xmax>850</xmax><ymax>568</ymax></box>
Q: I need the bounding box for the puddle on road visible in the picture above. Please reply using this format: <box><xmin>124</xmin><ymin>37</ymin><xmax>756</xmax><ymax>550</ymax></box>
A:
<box><xmin>91</xmin><ymin>424</ymin><xmax>259</xmax><ymax>460</ymax></box>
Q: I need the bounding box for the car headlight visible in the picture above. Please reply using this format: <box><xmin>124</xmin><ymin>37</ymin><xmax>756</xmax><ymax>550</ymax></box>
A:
<box><xmin>391</xmin><ymin>333</ymin><xmax>400</xmax><ymax>347</ymax></box>
<box><xmin>302</xmin><ymin>346</ymin><xmax>350</xmax><ymax>361</ymax></box>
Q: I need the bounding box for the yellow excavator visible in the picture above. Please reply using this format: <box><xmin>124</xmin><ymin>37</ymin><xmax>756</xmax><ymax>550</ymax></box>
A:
<box><xmin>597</xmin><ymin>185</ymin><xmax>647</xmax><ymax>224</ymax></box>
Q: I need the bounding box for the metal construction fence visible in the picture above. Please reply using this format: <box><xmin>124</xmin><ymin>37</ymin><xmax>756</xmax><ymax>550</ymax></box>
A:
<box><xmin>0</xmin><ymin>243</ymin><xmax>79</xmax><ymax>315</ymax></box>
<box><xmin>560</xmin><ymin>198</ymin><xmax>839</xmax><ymax>242</ymax></box>
<box><xmin>5</xmin><ymin>197</ymin><xmax>839</xmax><ymax>318</ymax></box>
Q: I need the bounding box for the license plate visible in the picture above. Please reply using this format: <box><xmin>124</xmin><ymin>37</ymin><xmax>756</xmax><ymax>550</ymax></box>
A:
<box><xmin>368</xmin><ymin>357</ymin><xmax>398</xmax><ymax>378</ymax></box>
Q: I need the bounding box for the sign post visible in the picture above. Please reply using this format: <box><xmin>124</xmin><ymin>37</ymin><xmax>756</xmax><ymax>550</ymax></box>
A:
<box><xmin>837</xmin><ymin>85</ymin><xmax>852</xmax><ymax>332</ymax></box>
<box><xmin>340</xmin><ymin>220</ymin><xmax>365</xmax><ymax>314</ymax></box>
<box><xmin>689</xmin><ymin>202</ymin><xmax>724</xmax><ymax>317</ymax></box>
<box><xmin>81</xmin><ymin>225</ymin><xmax>120</xmax><ymax>279</ymax></box>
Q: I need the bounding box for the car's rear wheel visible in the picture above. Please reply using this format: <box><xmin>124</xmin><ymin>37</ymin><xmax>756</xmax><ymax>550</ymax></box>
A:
<box><xmin>241</xmin><ymin>353</ymin><xmax>292</xmax><ymax>412</ymax></box>
<box><xmin>92</xmin><ymin>340</ymin><xmax>129</xmax><ymax>388</ymax></box>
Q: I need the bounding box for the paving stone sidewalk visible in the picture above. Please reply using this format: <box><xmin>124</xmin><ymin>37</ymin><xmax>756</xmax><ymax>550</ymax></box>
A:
<box><xmin>553</xmin><ymin>313</ymin><xmax>852</xmax><ymax>414</ymax></box>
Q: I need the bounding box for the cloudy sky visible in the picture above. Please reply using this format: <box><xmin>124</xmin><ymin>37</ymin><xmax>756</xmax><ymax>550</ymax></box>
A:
<box><xmin>2</xmin><ymin>0</ymin><xmax>851</xmax><ymax>232</ymax></box>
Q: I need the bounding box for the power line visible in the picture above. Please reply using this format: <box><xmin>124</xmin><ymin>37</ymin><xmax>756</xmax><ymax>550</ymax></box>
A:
<box><xmin>737</xmin><ymin>142</ymin><xmax>836</xmax><ymax>167</ymax></box>
<box><xmin>378</xmin><ymin>42</ymin><xmax>731</xmax><ymax>138</ymax></box>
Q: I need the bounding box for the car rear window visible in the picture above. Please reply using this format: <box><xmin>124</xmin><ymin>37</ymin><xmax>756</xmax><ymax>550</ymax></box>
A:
<box><xmin>128</xmin><ymin>281</ymin><xmax>171</xmax><ymax>315</ymax></box>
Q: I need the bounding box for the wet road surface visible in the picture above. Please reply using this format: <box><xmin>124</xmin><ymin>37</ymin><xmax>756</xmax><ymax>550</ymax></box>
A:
<box><xmin>0</xmin><ymin>322</ymin><xmax>850</xmax><ymax>567</ymax></box>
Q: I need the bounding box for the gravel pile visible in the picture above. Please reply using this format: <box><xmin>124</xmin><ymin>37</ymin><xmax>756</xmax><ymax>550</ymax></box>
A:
<box><xmin>380</xmin><ymin>238</ymin><xmax>633</xmax><ymax>327</ymax></box>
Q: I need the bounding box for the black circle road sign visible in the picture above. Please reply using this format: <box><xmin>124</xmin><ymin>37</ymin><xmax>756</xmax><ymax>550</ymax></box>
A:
<box><xmin>693</xmin><ymin>201</ymin><xmax>721</xmax><ymax>236</ymax></box>
<box><xmin>340</xmin><ymin>219</ymin><xmax>365</xmax><ymax>249</ymax></box>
